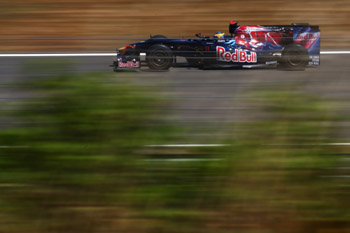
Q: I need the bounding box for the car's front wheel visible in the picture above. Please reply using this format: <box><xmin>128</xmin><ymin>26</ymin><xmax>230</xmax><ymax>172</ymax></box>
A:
<box><xmin>146</xmin><ymin>44</ymin><xmax>174</xmax><ymax>70</ymax></box>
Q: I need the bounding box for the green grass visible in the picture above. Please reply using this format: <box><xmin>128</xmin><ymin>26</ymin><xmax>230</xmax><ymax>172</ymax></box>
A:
<box><xmin>0</xmin><ymin>70</ymin><xmax>348</xmax><ymax>233</ymax></box>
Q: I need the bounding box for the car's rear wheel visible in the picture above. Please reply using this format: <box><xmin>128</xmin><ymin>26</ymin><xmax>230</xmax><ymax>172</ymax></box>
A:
<box><xmin>282</xmin><ymin>43</ymin><xmax>309</xmax><ymax>69</ymax></box>
<box><xmin>146</xmin><ymin>44</ymin><xmax>173</xmax><ymax>70</ymax></box>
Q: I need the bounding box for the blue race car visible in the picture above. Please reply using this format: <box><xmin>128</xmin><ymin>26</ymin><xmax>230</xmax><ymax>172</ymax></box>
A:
<box><xmin>112</xmin><ymin>21</ymin><xmax>320</xmax><ymax>71</ymax></box>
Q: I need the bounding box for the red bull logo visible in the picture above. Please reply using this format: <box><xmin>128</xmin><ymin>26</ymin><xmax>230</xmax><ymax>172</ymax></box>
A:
<box><xmin>118</xmin><ymin>58</ymin><xmax>140</xmax><ymax>68</ymax></box>
<box><xmin>295</xmin><ymin>32</ymin><xmax>320</xmax><ymax>41</ymax></box>
<box><xmin>294</xmin><ymin>32</ymin><xmax>320</xmax><ymax>49</ymax></box>
<box><xmin>216</xmin><ymin>46</ymin><xmax>257</xmax><ymax>63</ymax></box>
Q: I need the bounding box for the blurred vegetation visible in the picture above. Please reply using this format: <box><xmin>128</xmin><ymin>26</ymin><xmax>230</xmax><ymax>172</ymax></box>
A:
<box><xmin>0</xmin><ymin>72</ymin><xmax>348</xmax><ymax>233</ymax></box>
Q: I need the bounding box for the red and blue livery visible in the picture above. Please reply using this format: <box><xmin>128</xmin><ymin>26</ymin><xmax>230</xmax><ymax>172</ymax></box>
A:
<box><xmin>112</xmin><ymin>21</ymin><xmax>320</xmax><ymax>71</ymax></box>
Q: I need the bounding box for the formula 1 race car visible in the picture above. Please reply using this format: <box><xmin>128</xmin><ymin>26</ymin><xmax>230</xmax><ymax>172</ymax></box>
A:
<box><xmin>112</xmin><ymin>21</ymin><xmax>320</xmax><ymax>71</ymax></box>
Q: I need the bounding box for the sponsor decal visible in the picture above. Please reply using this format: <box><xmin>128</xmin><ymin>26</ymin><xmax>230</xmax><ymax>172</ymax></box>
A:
<box><xmin>309</xmin><ymin>55</ymin><xmax>320</xmax><ymax>65</ymax></box>
<box><xmin>216</xmin><ymin>46</ymin><xmax>257</xmax><ymax>63</ymax></box>
<box><xmin>118</xmin><ymin>58</ymin><xmax>140</xmax><ymax>68</ymax></box>
<box><xmin>266</xmin><ymin>61</ymin><xmax>277</xmax><ymax>65</ymax></box>
<box><xmin>295</xmin><ymin>32</ymin><xmax>320</xmax><ymax>41</ymax></box>
<box><xmin>294</xmin><ymin>32</ymin><xmax>320</xmax><ymax>49</ymax></box>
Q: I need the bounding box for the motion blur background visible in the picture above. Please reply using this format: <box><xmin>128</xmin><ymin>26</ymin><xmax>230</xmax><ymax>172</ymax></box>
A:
<box><xmin>0</xmin><ymin>1</ymin><xmax>349</xmax><ymax>233</ymax></box>
<box><xmin>0</xmin><ymin>0</ymin><xmax>349</xmax><ymax>51</ymax></box>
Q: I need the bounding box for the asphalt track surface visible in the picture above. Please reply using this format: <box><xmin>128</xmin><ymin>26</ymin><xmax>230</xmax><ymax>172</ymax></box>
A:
<box><xmin>0</xmin><ymin>54</ymin><xmax>349</xmax><ymax>140</ymax></box>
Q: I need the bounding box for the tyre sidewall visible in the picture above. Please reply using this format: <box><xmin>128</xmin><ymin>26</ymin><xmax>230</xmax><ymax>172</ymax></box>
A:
<box><xmin>146</xmin><ymin>44</ymin><xmax>173</xmax><ymax>70</ymax></box>
<box><xmin>282</xmin><ymin>44</ymin><xmax>309</xmax><ymax>69</ymax></box>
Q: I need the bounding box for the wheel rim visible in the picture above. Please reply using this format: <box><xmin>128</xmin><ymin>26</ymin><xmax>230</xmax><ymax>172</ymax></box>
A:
<box><xmin>287</xmin><ymin>50</ymin><xmax>305</xmax><ymax>66</ymax></box>
<box><xmin>150</xmin><ymin>51</ymin><xmax>170</xmax><ymax>67</ymax></box>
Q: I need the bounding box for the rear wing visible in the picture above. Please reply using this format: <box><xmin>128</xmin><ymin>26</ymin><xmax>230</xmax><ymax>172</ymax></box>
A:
<box><xmin>255</xmin><ymin>24</ymin><xmax>320</xmax><ymax>54</ymax></box>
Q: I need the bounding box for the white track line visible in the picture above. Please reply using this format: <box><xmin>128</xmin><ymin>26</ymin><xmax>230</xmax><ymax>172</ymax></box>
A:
<box><xmin>146</xmin><ymin>144</ymin><xmax>226</xmax><ymax>147</ymax></box>
<box><xmin>320</xmin><ymin>51</ymin><xmax>350</xmax><ymax>54</ymax></box>
<box><xmin>0</xmin><ymin>51</ymin><xmax>349</xmax><ymax>57</ymax></box>
<box><xmin>328</xmin><ymin>143</ymin><xmax>350</xmax><ymax>146</ymax></box>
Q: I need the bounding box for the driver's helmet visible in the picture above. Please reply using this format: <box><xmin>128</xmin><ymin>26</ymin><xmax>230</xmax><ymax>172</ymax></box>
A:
<box><xmin>214</xmin><ymin>32</ymin><xmax>225</xmax><ymax>39</ymax></box>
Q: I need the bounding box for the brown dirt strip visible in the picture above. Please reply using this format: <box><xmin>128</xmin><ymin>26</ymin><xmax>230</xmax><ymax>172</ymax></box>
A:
<box><xmin>0</xmin><ymin>0</ymin><xmax>349</xmax><ymax>52</ymax></box>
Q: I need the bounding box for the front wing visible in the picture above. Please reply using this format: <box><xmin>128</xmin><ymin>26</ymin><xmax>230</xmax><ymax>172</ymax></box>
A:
<box><xmin>111</xmin><ymin>53</ymin><xmax>141</xmax><ymax>71</ymax></box>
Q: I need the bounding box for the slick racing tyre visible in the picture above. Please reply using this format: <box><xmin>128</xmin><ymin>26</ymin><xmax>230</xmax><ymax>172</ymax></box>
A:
<box><xmin>146</xmin><ymin>44</ymin><xmax>173</xmax><ymax>70</ymax></box>
<box><xmin>282</xmin><ymin>43</ymin><xmax>309</xmax><ymax>69</ymax></box>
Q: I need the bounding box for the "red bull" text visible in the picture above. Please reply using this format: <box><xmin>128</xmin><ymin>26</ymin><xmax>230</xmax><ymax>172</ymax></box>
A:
<box><xmin>118</xmin><ymin>60</ymin><xmax>140</xmax><ymax>68</ymax></box>
<box><xmin>216</xmin><ymin>46</ymin><xmax>257</xmax><ymax>63</ymax></box>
